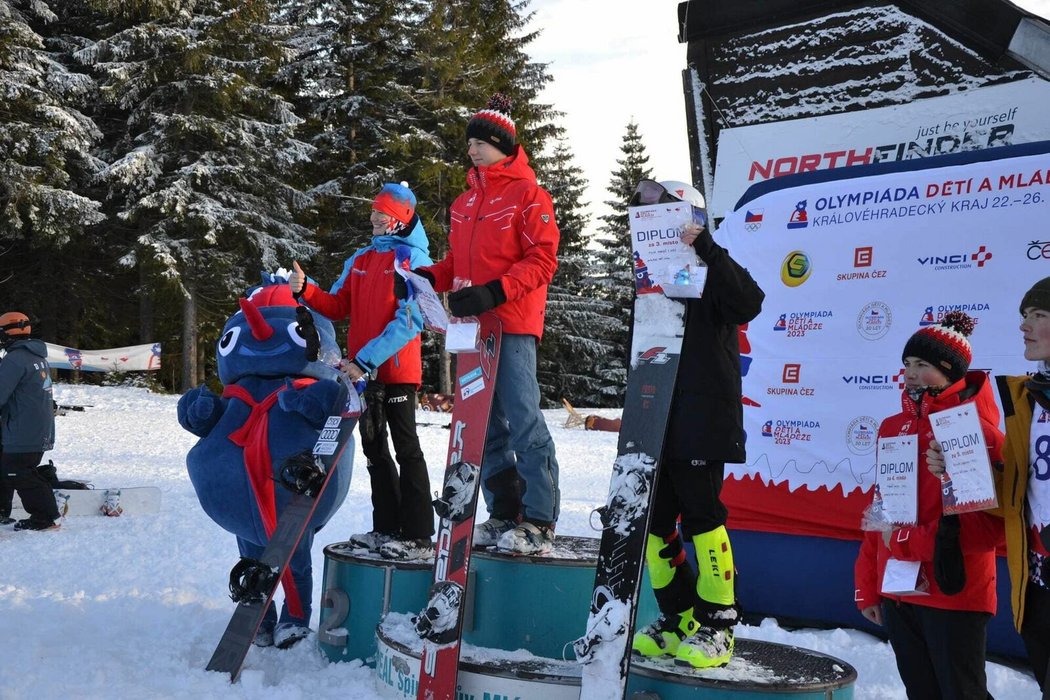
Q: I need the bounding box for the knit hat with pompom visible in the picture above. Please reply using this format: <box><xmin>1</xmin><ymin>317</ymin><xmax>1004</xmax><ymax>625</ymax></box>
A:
<box><xmin>466</xmin><ymin>93</ymin><xmax>517</xmax><ymax>156</ymax></box>
<box><xmin>901</xmin><ymin>310</ymin><xmax>976</xmax><ymax>383</ymax></box>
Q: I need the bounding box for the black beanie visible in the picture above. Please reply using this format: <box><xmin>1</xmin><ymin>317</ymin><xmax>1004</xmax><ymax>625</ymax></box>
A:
<box><xmin>466</xmin><ymin>93</ymin><xmax>517</xmax><ymax>157</ymax></box>
<box><xmin>1021</xmin><ymin>276</ymin><xmax>1050</xmax><ymax>315</ymax></box>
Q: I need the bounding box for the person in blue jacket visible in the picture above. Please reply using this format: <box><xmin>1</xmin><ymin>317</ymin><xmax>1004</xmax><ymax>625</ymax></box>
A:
<box><xmin>0</xmin><ymin>312</ymin><xmax>60</xmax><ymax>531</ymax></box>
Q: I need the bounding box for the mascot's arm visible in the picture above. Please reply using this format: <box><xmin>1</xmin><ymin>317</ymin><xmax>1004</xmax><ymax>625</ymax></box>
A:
<box><xmin>277</xmin><ymin>378</ymin><xmax>343</xmax><ymax>428</ymax></box>
<box><xmin>177</xmin><ymin>385</ymin><xmax>224</xmax><ymax>436</ymax></box>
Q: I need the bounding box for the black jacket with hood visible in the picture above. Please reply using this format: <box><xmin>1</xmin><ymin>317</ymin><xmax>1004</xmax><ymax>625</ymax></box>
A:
<box><xmin>662</xmin><ymin>231</ymin><xmax>764</xmax><ymax>464</ymax></box>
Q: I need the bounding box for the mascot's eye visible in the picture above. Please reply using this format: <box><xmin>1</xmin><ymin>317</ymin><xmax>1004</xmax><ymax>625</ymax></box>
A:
<box><xmin>287</xmin><ymin>321</ymin><xmax>308</xmax><ymax>348</ymax></box>
<box><xmin>218</xmin><ymin>327</ymin><xmax>241</xmax><ymax>356</ymax></box>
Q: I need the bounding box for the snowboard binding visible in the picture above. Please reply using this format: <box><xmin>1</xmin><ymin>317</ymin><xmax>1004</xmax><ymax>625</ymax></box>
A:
<box><xmin>432</xmin><ymin>461</ymin><xmax>479</xmax><ymax>522</ymax></box>
<box><xmin>590</xmin><ymin>453</ymin><xmax>654</xmax><ymax>535</ymax></box>
<box><xmin>228</xmin><ymin>558</ymin><xmax>279</xmax><ymax>604</ymax></box>
<box><xmin>277</xmin><ymin>450</ymin><xmax>328</xmax><ymax>497</ymax></box>
<box><xmin>572</xmin><ymin>595</ymin><xmax>628</xmax><ymax>664</ymax></box>
<box><xmin>414</xmin><ymin>580</ymin><xmax>464</xmax><ymax>644</ymax></box>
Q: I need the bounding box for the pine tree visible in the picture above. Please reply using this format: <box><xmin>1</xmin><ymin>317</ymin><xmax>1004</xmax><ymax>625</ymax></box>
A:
<box><xmin>588</xmin><ymin>120</ymin><xmax>653</xmax><ymax>399</ymax></box>
<box><xmin>535</xmin><ymin>138</ymin><xmax>621</xmax><ymax>407</ymax></box>
<box><xmin>0</xmin><ymin>0</ymin><xmax>104</xmax><ymax>309</ymax></box>
<box><xmin>81</xmin><ymin>0</ymin><xmax>318</xmax><ymax>388</ymax></box>
<box><xmin>275</xmin><ymin>0</ymin><xmax>419</xmax><ymax>285</ymax></box>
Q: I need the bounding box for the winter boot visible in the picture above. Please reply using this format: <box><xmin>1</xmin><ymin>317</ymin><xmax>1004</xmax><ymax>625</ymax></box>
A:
<box><xmin>632</xmin><ymin>610</ymin><xmax>699</xmax><ymax>658</ymax></box>
<box><xmin>675</xmin><ymin>626</ymin><xmax>735</xmax><ymax>669</ymax></box>
<box><xmin>14</xmin><ymin>518</ymin><xmax>59</xmax><ymax>532</ymax></box>
<box><xmin>497</xmin><ymin>521</ymin><xmax>554</xmax><ymax>555</ymax></box>
<box><xmin>379</xmin><ymin>538</ymin><xmax>434</xmax><ymax>561</ymax></box>
<box><xmin>348</xmin><ymin>531</ymin><xmax>396</xmax><ymax>553</ymax></box>
<box><xmin>273</xmin><ymin>622</ymin><xmax>310</xmax><ymax>649</ymax></box>
<box><xmin>472</xmin><ymin>517</ymin><xmax>516</xmax><ymax>547</ymax></box>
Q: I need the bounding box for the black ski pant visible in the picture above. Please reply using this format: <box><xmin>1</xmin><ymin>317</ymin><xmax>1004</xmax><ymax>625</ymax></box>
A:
<box><xmin>360</xmin><ymin>382</ymin><xmax>433</xmax><ymax>540</ymax></box>
<box><xmin>649</xmin><ymin>458</ymin><xmax>728</xmax><ymax>539</ymax></box>
<box><xmin>880</xmin><ymin>599</ymin><xmax>993</xmax><ymax>700</ymax></box>
<box><xmin>0</xmin><ymin>451</ymin><xmax>59</xmax><ymax>523</ymax></box>
<box><xmin>1021</xmin><ymin>583</ymin><xmax>1050</xmax><ymax>695</ymax></box>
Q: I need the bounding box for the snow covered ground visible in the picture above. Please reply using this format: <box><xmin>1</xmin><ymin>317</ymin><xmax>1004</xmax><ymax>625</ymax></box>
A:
<box><xmin>0</xmin><ymin>383</ymin><xmax>1040</xmax><ymax>699</ymax></box>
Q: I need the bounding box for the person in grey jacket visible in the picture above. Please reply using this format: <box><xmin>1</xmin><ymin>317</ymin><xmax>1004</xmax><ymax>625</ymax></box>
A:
<box><xmin>0</xmin><ymin>312</ymin><xmax>59</xmax><ymax>531</ymax></box>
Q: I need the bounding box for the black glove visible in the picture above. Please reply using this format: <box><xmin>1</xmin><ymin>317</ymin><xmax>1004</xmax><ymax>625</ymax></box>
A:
<box><xmin>691</xmin><ymin>226</ymin><xmax>717</xmax><ymax>259</ymax></box>
<box><xmin>448</xmin><ymin>281</ymin><xmax>506</xmax><ymax>318</ymax></box>
<box><xmin>394</xmin><ymin>273</ymin><xmax>408</xmax><ymax>301</ymax></box>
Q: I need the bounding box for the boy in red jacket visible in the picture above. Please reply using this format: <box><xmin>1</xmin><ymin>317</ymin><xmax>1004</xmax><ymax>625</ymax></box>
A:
<box><xmin>415</xmin><ymin>94</ymin><xmax>561</xmax><ymax>555</ymax></box>
<box><xmin>854</xmin><ymin>311</ymin><xmax>1004</xmax><ymax>699</ymax></box>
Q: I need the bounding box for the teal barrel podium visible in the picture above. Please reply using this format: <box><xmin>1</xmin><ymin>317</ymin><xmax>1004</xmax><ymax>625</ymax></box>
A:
<box><xmin>316</xmin><ymin>541</ymin><xmax>432</xmax><ymax>664</ymax></box>
<box><xmin>320</xmin><ymin>535</ymin><xmax>858</xmax><ymax>698</ymax></box>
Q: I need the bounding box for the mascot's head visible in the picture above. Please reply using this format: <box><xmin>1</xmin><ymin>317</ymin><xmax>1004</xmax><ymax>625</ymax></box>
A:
<box><xmin>216</xmin><ymin>274</ymin><xmax>340</xmax><ymax>386</ymax></box>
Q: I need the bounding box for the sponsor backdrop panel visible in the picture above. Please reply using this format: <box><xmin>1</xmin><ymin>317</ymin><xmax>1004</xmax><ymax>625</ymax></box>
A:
<box><xmin>711</xmin><ymin>78</ymin><xmax>1050</xmax><ymax>217</ymax></box>
<box><xmin>717</xmin><ymin>143</ymin><xmax>1050</xmax><ymax>539</ymax></box>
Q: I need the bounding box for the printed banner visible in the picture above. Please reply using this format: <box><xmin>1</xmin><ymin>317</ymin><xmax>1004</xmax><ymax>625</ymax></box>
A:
<box><xmin>711</xmin><ymin>78</ymin><xmax>1050</xmax><ymax>217</ymax></box>
<box><xmin>46</xmin><ymin>342</ymin><xmax>161</xmax><ymax>372</ymax></box>
<box><xmin>718</xmin><ymin>141</ymin><xmax>1050</xmax><ymax>539</ymax></box>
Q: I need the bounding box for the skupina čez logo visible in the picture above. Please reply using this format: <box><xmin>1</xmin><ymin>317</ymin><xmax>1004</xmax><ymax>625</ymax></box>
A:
<box><xmin>856</xmin><ymin>301</ymin><xmax>892</xmax><ymax>340</ymax></box>
<box><xmin>781</xmin><ymin>250</ymin><xmax>812</xmax><ymax>287</ymax></box>
<box><xmin>846</xmin><ymin>416</ymin><xmax>880</xmax><ymax>455</ymax></box>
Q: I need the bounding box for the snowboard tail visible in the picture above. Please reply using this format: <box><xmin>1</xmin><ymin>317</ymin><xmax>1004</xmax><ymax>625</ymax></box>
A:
<box><xmin>205</xmin><ymin>381</ymin><xmax>362</xmax><ymax>681</ymax></box>
<box><xmin>416</xmin><ymin>313</ymin><xmax>502</xmax><ymax>700</ymax></box>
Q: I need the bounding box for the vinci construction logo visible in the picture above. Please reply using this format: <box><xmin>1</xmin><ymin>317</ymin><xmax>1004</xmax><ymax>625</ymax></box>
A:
<box><xmin>781</xmin><ymin>250</ymin><xmax>813</xmax><ymax>287</ymax></box>
<box><xmin>917</xmin><ymin>245</ymin><xmax>993</xmax><ymax>271</ymax></box>
<box><xmin>841</xmin><ymin>369</ymin><xmax>906</xmax><ymax>392</ymax></box>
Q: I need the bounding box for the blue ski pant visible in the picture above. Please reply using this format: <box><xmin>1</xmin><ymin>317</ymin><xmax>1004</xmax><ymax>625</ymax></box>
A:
<box><xmin>480</xmin><ymin>333</ymin><xmax>560</xmax><ymax>527</ymax></box>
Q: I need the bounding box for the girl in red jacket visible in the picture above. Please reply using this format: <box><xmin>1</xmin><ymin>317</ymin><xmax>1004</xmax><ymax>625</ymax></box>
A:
<box><xmin>854</xmin><ymin>311</ymin><xmax>1004</xmax><ymax>699</ymax></box>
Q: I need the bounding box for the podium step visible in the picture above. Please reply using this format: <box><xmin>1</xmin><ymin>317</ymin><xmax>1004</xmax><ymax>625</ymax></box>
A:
<box><xmin>375</xmin><ymin>613</ymin><xmax>856</xmax><ymax>699</ymax></box>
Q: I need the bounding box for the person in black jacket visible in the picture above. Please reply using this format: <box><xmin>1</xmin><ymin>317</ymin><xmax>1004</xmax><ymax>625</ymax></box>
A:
<box><xmin>0</xmin><ymin>312</ymin><xmax>60</xmax><ymax>531</ymax></box>
<box><xmin>630</xmin><ymin>180</ymin><xmax>764</xmax><ymax>669</ymax></box>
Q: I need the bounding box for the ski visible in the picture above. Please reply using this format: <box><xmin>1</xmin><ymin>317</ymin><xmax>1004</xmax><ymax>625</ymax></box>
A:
<box><xmin>415</xmin><ymin>312</ymin><xmax>502</xmax><ymax>700</ymax></box>
<box><xmin>205</xmin><ymin>377</ymin><xmax>362</xmax><ymax>681</ymax></box>
<box><xmin>573</xmin><ymin>182</ymin><xmax>693</xmax><ymax>698</ymax></box>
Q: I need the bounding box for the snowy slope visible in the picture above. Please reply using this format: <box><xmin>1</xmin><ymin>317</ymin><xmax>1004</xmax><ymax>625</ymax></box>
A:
<box><xmin>0</xmin><ymin>384</ymin><xmax>1039</xmax><ymax>699</ymax></box>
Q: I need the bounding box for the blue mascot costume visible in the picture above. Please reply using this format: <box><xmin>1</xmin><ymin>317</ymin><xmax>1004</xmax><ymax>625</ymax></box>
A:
<box><xmin>177</xmin><ymin>277</ymin><xmax>354</xmax><ymax>649</ymax></box>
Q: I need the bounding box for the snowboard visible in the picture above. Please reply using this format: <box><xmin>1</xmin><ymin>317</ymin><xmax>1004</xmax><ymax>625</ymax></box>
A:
<box><xmin>415</xmin><ymin>312</ymin><xmax>502</xmax><ymax>700</ymax></box>
<box><xmin>206</xmin><ymin>376</ymin><xmax>362</xmax><ymax>681</ymax></box>
<box><xmin>573</xmin><ymin>182</ymin><xmax>692</xmax><ymax>699</ymax></box>
<box><xmin>12</xmin><ymin>487</ymin><xmax>161</xmax><ymax>518</ymax></box>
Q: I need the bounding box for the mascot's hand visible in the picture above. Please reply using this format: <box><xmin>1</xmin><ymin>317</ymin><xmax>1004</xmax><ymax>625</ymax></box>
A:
<box><xmin>278</xmin><ymin>379</ymin><xmax>342</xmax><ymax>428</ymax></box>
<box><xmin>177</xmin><ymin>385</ymin><xmax>223</xmax><ymax>436</ymax></box>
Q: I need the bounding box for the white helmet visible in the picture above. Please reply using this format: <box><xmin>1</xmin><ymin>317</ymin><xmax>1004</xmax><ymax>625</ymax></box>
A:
<box><xmin>659</xmin><ymin>180</ymin><xmax>705</xmax><ymax>209</ymax></box>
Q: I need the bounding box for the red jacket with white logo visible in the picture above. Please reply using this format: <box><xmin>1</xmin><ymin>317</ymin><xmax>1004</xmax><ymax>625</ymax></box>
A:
<box><xmin>421</xmin><ymin>146</ymin><xmax>559</xmax><ymax>339</ymax></box>
<box><xmin>854</xmin><ymin>371</ymin><xmax>1005</xmax><ymax>615</ymax></box>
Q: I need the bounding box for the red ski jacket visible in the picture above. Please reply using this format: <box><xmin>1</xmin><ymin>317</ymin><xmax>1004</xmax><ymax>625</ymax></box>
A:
<box><xmin>421</xmin><ymin>146</ymin><xmax>559</xmax><ymax>339</ymax></box>
<box><xmin>854</xmin><ymin>370</ymin><xmax>1005</xmax><ymax>615</ymax></box>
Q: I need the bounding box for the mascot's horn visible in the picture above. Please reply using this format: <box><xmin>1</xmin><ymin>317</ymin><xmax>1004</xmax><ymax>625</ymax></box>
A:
<box><xmin>239</xmin><ymin>297</ymin><xmax>274</xmax><ymax>341</ymax></box>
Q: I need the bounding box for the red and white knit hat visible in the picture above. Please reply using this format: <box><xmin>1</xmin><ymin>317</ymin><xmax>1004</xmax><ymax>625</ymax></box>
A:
<box><xmin>466</xmin><ymin>93</ymin><xmax>517</xmax><ymax>156</ymax></box>
<box><xmin>901</xmin><ymin>310</ymin><xmax>975</xmax><ymax>383</ymax></box>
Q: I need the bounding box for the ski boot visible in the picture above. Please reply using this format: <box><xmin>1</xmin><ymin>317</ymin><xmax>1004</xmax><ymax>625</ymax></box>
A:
<box><xmin>632</xmin><ymin>610</ymin><xmax>698</xmax><ymax>658</ymax></box>
<box><xmin>674</xmin><ymin>626</ymin><xmax>734</xmax><ymax>668</ymax></box>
